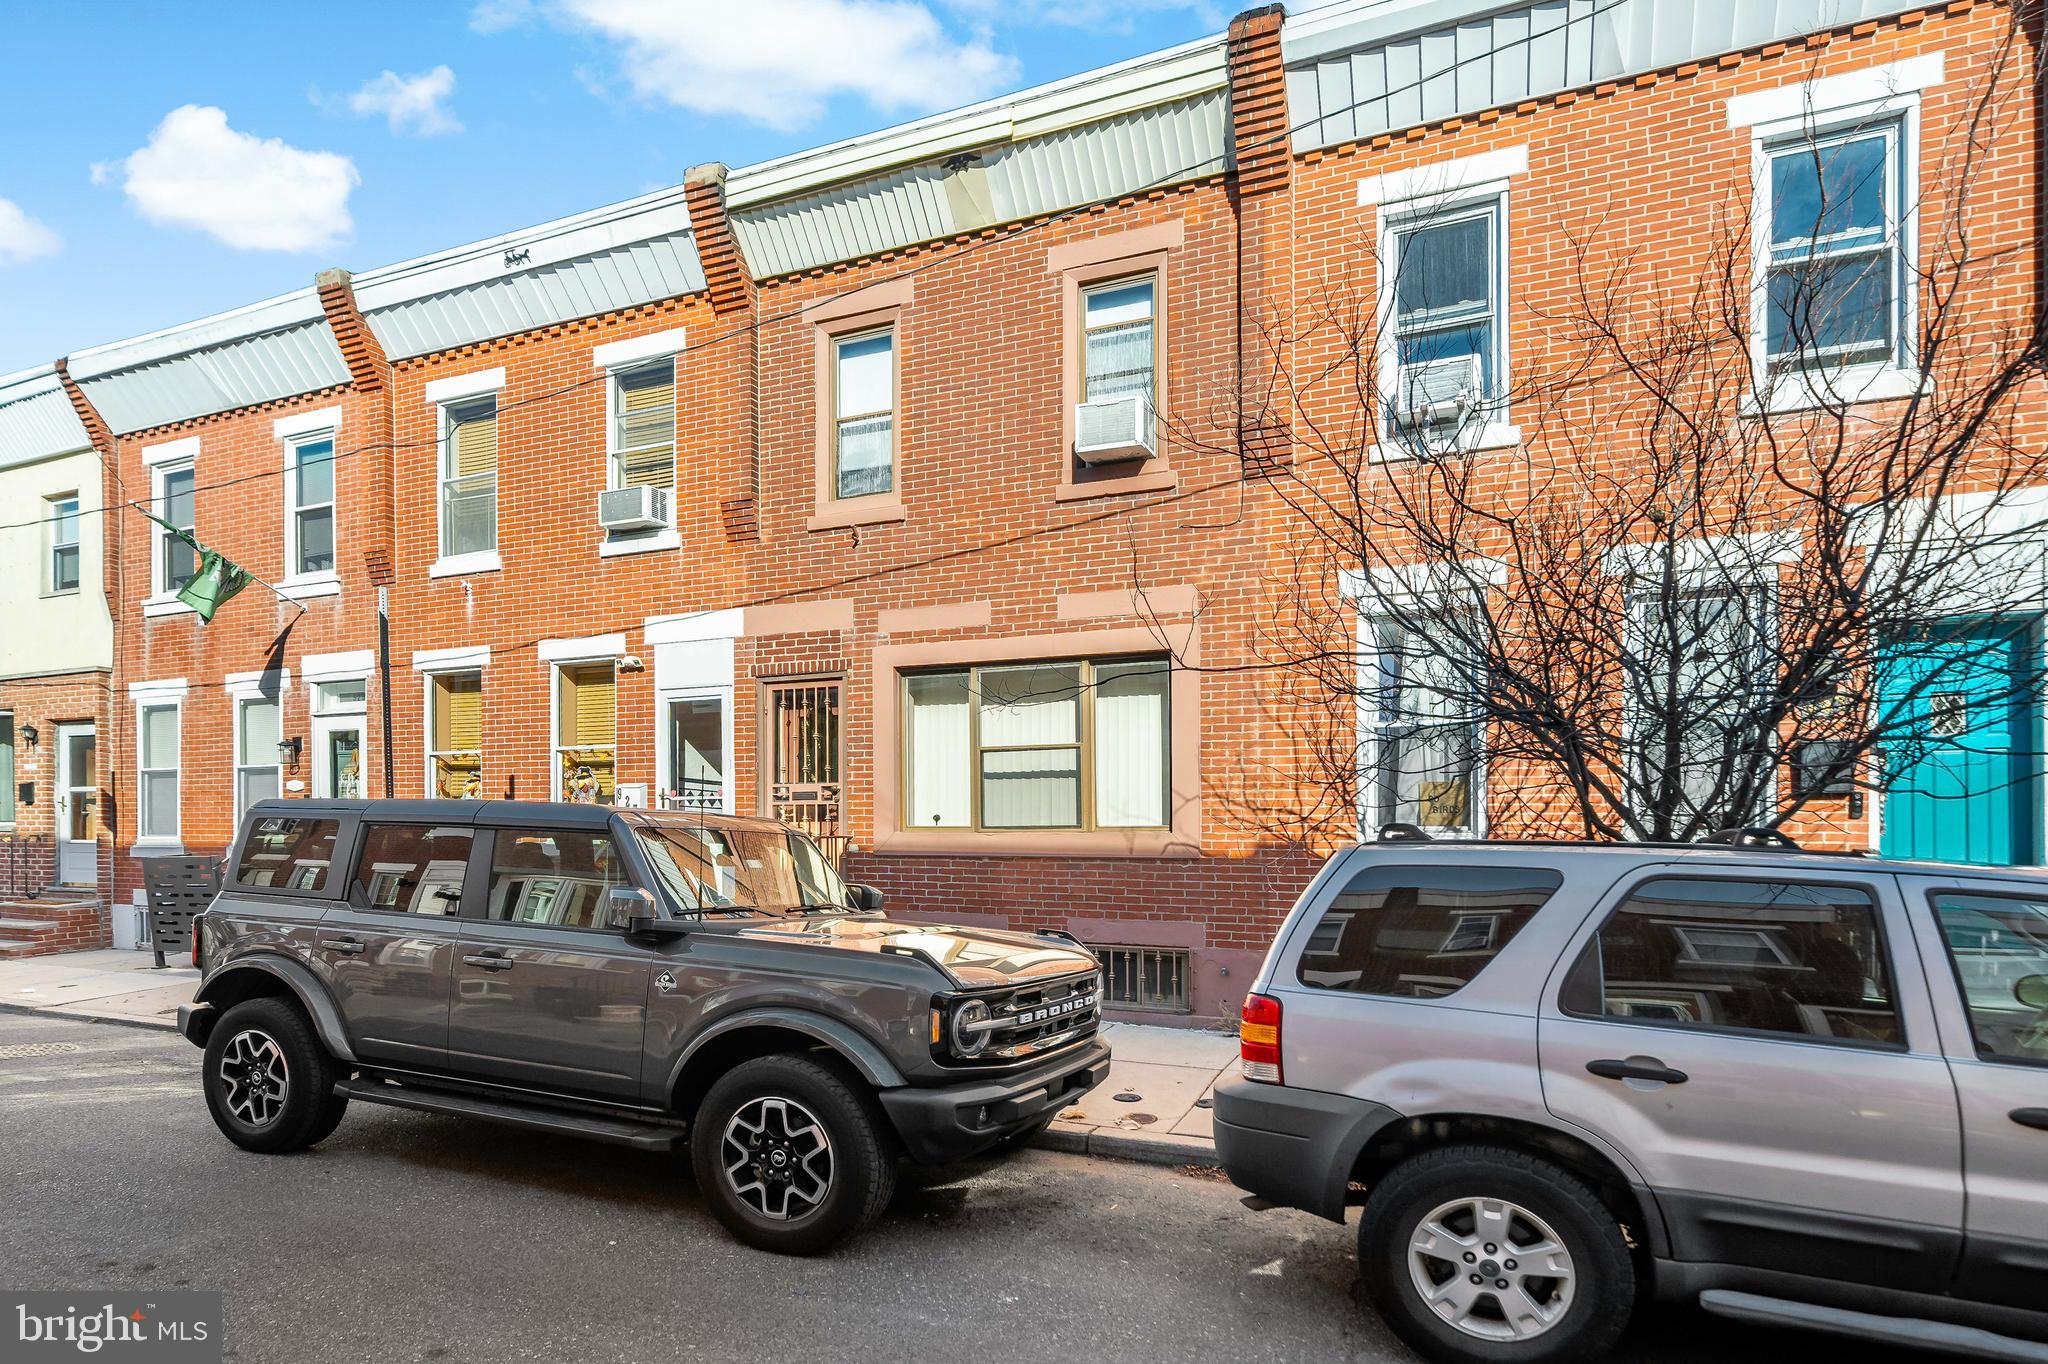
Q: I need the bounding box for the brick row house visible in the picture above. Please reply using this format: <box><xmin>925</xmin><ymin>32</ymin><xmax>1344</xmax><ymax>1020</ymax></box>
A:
<box><xmin>6</xmin><ymin>0</ymin><xmax>2039</xmax><ymax>1010</ymax></box>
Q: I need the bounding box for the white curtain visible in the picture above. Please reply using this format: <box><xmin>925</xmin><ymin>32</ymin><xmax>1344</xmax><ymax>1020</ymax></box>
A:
<box><xmin>979</xmin><ymin>664</ymin><xmax>1081</xmax><ymax>826</ymax></box>
<box><xmin>1094</xmin><ymin>660</ymin><xmax>1168</xmax><ymax>827</ymax></box>
<box><xmin>907</xmin><ymin>674</ymin><xmax>971</xmax><ymax>827</ymax></box>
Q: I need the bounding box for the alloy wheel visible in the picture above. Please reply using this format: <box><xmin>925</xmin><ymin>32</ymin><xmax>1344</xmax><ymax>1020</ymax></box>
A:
<box><xmin>1407</xmin><ymin>1195</ymin><xmax>1576</xmax><ymax>1342</ymax></box>
<box><xmin>218</xmin><ymin>1029</ymin><xmax>290</xmax><ymax>1129</ymax></box>
<box><xmin>721</xmin><ymin>1096</ymin><xmax>834</xmax><ymax>1221</ymax></box>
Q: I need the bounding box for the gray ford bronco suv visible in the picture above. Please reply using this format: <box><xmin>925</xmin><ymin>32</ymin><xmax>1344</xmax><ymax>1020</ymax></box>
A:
<box><xmin>178</xmin><ymin>799</ymin><xmax>1107</xmax><ymax>1254</ymax></box>
<box><xmin>1216</xmin><ymin>830</ymin><xmax>2048</xmax><ymax>1363</ymax></box>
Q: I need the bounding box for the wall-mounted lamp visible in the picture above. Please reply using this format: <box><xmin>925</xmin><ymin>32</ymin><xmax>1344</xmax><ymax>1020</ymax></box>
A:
<box><xmin>278</xmin><ymin>736</ymin><xmax>304</xmax><ymax>767</ymax></box>
<box><xmin>19</xmin><ymin>724</ymin><xmax>38</xmax><ymax>748</ymax></box>
<box><xmin>617</xmin><ymin>655</ymin><xmax>645</xmax><ymax>673</ymax></box>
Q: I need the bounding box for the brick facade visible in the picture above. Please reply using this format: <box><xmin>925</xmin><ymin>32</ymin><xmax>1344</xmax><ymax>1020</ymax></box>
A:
<box><xmin>57</xmin><ymin>0</ymin><xmax>2039</xmax><ymax>1016</ymax></box>
<box><xmin>0</xmin><ymin>670</ymin><xmax>113</xmax><ymax>952</ymax></box>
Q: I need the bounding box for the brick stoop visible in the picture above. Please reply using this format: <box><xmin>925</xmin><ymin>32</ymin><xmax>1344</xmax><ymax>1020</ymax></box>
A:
<box><xmin>0</xmin><ymin>896</ymin><xmax>108</xmax><ymax>957</ymax></box>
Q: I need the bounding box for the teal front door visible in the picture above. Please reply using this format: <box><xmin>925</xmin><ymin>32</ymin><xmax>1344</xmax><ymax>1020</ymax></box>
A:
<box><xmin>1878</xmin><ymin>621</ymin><xmax>2042</xmax><ymax>866</ymax></box>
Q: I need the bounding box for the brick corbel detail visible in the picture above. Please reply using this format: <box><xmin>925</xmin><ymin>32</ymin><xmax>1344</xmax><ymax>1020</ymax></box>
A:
<box><xmin>52</xmin><ymin>358</ymin><xmax>112</xmax><ymax>453</ymax></box>
<box><xmin>685</xmin><ymin>161</ymin><xmax>762</xmax><ymax>541</ymax></box>
<box><xmin>315</xmin><ymin>268</ymin><xmax>392</xmax><ymax>394</ymax></box>
<box><xmin>1226</xmin><ymin>5</ymin><xmax>1290</xmax><ymax>200</ymax></box>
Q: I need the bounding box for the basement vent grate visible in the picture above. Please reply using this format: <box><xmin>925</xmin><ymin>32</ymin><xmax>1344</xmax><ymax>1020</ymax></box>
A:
<box><xmin>0</xmin><ymin>1042</ymin><xmax>83</xmax><ymax>1059</ymax></box>
<box><xmin>1092</xmin><ymin>945</ymin><xmax>1191</xmax><ymax>1014</ymax></box>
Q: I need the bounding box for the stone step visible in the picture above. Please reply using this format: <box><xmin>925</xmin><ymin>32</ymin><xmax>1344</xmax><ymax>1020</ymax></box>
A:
<box><xmin>0</xmin><ymin>916</ymin><xmax>60</xmax><ymax>932</ymax></box>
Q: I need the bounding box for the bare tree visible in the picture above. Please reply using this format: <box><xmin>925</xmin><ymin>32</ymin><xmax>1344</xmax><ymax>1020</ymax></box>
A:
<box><xmin>1169</xmin><ymin>14</ymin><xmax>2048</xmax><ymax>847</ymax></box>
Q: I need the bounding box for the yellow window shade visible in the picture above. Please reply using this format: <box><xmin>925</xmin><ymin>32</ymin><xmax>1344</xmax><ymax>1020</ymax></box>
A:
<box><xmin>618</xmin><ymin>442</ymin><xmax>674</xmax><ymax>489</ymax></box>
<box><xmin>615</xmin><ymin>363</ymin><xmax>675</xmax><ymax>490</ymax></box>
<box><xmin>560</xmin><ymin>665</ymin><xmax>616</xmax><ymax>746</ymax></box>
<box><xmin>451</xmin><ymin>406</ymin><xmax>498</xmax><ymax>477</ymax></box>
<box><xmin>433</xmin><ymin>752</ymin><xmax>483</xmax><ymax>799</ymax></box>
<box><xmin>434</xmin><ymin>673</ymin><xmax>483</xmax><ymax>752</ymax></box>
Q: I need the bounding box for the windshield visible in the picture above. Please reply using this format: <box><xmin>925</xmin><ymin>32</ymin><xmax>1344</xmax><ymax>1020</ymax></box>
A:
<box><xmin>634</xmin><ymin>822</ymin><xmax>850</xmax><ymax>916</ymax></box>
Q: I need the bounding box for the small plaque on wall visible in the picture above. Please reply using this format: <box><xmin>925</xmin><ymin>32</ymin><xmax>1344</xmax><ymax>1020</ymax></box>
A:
<box><xmin>613</xmin><ymin>783</ymin><xmax>648</xmax><ymax>809</ymax></box>
<box><xmin>16</xmin><ymin>782</ymin><xmax>31</xmax><ymax>807</ymax></box>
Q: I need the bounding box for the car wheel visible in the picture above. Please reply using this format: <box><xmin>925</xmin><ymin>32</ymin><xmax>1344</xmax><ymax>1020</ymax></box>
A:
<box><xmin>690</xmin><ymin>1054</ymin><xmax>896</xmax><ymax>1256</ymax></box>
<box><xmin>200</xmin><ymin>997</ymin><xmax>344</xmax><ymax>1155</ymax></box>
<box><xmin>1359</xmin><ymin>1145</ymin><xmax>1635</xmax><ymax>1364</ymax></box>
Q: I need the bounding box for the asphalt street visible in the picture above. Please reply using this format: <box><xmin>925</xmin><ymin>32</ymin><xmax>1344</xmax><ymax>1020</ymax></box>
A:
<box><xmin>0</xmin><ymin>1011</ymin><xmax>1918</xmax><ymax>1364</ymax></box>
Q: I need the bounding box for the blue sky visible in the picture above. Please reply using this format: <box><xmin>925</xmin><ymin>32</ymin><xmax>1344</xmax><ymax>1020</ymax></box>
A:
<box><xmin>0</xmin><ymin>0</ymin><xmax>1224</xmax><ymax>374</ymax></box>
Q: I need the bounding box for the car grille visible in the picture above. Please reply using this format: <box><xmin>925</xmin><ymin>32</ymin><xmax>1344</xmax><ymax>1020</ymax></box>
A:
<box><xmin>970</xmin><ymin>971</ymin><xmax>1102</xmax><ymax>1061</ymax></box>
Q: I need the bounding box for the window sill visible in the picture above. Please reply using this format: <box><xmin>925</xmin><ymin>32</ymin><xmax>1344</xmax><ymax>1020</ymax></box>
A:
<box><xmin>140</xmin><ymin>593</ymin><xmax>194</xmax><ymax>619</ymax></box>
<box><xmin>599</xmin><ymin>529</ymin><xmax>680</xmax><ymax>558</ymax></box>
<box><xmin>807</xmin><ymin>498</ymin><xmax>908</xmax><ymax>532</ymax></box>
<box><xmin>1742</xmin><ymin>366</ymin><xmax>1928</xmax><ymax>415</ymax></box>
<box><xmin>873</xmin><ymin>827</ymin><xmax>1199</xmax><ymax>858</ymax></box>
<box><xmin>430</xmin><ymin>551</ymin><xmax>502</xmax><ymax>579</ymax></box>
<box><xmin>1367</xmin><ymin>423</ymin><xmax>1521</xmax><ymax>463</ymax></box>
<box><xmin>277</xmin><ymin>571</ymin><xmax>341</xmax><ymax>601</ymax></box>
<box><xmin>130</xmin><ymin>838</ymin><xmax>185</xmax><ymax>855</ymax></box>
<box><xmin>1055</xmin><ymin>465</ymin><xmax>1178</xmax><ymax>503</ymax></box>
<box><xmin>40</xmin><ymin>587</ymin><xmax>81</xmax><ymax>600</ymax></box>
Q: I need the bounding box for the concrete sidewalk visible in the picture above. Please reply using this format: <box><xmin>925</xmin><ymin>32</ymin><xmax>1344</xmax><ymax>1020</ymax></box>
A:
<box><xmin>0</xmin><ymin>950</ymin><xmax>1236</xmax><ymax>1164</ymax></box>
<box><xmin>0</xmin><ymin>948</ymin><xmax>198</xmax><ymax>1030</ymax></box>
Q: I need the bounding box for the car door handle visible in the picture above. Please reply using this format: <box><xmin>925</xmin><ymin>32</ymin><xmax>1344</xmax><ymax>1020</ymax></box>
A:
<box><xmin>2012</xmin><ymin>1109</ymin><xmax>2048</xmax><ymax>1131</ymax></box>
<box><xmin>319</xmin><ymin>936</ymin><xmax>366</xmax><ymax>956</ymax></box>
<box><xmin>462</xmin><ymin>952</ymin><xmax>513</xmax><ymax>971</ymax></box>
<box><xmin>1587</xmin><ymin>1057</ymin><xmax>1689</xmax><ymax>1086</ymax></box>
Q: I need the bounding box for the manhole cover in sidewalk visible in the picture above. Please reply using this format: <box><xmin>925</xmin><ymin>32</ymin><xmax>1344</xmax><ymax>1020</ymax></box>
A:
<box><xmin>0</xmin><ymin>1042</ymin><xmax>83</xmax><ymax>1058</ymax></box>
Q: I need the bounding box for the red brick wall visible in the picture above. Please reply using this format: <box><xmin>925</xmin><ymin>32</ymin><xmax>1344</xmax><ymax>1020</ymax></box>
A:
<box><xmin>0</xmin><ymin>670</ymin><xmax>113</xmax><ymax>944</ymax></box>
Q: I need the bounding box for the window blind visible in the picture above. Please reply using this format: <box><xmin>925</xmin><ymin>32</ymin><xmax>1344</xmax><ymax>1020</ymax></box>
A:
<box><xmin>614</xmin><ymin>363</ymin><xmax>675</xmax><ymax>489</ymax></box>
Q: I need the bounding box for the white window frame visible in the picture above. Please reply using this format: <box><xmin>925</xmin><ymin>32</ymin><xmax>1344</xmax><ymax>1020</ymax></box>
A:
<box><xmin>1355</xmin><ymin>606</ymin><xmax>1487</xmax><ymax>839</ymax></box>
<box><xmin>1734</xmin><ymin>59</ymin><xmax>1936</xmax><ymax>412</ymax></box>
<box><xmin>227</xmin><ymin>672</ymin><xmax>288</xmax><ymax>823</ymax></box>
<box><xmin>604</xmin><ymin>355</ymin><xmax>679</xmax><ymax>492</ymax></box>
<box><xmin>145</xmin><ymin>456</ymin><xmax>198</xmax><ymax>617</ymax></box>
<box><xmin>428</xmin><ymin>369</ymin><xmax>505</xmax><ymax>578</ymax></box>
<box><xmin>308</xmin><ymin>672</ymin><xmax>369</xmax><ymax>800</ymax></box>
<box><xmin>656</xmin><ymin>686</ymin><xmax>734</xmax><ymax>814</ymax></box>
<box><xmin>414</xmin><ymin>646</ymin><xmax>490</xmax><ymax>798</ymax></box>
<box><xmin>279</xmin><ymin>415</ymin><xmax>340</xmax><ymax>596</ymax></box>
<box><xmin>130</xmin><ymin>679</ymin><xmax>188</xmax><ymax>849</ymax></box>
<box><xmin>45</xmin><ymin>492</ymin><xmax>80</xmax><ymax>595</ymax></box>
<box><xmin>0</xmin><ymin>709</ymin><xmax>15</xmax><ymax>830</ymax></box>
<box><xmin>1372</xmin><ymin>187</ymin><xmax>1515</xmax><ymax>458</ymax></box>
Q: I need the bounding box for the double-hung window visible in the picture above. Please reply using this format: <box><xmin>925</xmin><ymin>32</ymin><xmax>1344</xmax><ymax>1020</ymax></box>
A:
<box><xmin>138</xmin><ymin>702</ymin><xmax>180</xmax><ymax>839</ymax></box>
<box><xmin>47</xmin><ymin>494</ymin><xmax>80</xmax><ymax>593</ymax></box>
<box><xmin>610</xmin><ymin>359</ymin><xmax>676</xmax><ymax>492</ymax></box>
<box><xmin>1762</xmin><ymin>123</ymin><xmax>1903</xmax><ymax>373</ymax></box>
<box><xmin>1385</xmin><ymin>199</ymin><xmax>1502</xmax><ymax>434</ymax></box>
<box><xmin>286</xmin><ymin>433</ymin><xmax>336</xmax><ymax>576</ymax></box>
<box><xmin>1362</xmin><ymin>614</ymin><xmax>1481</xmax><ymax>835</ymax></box>
<box><xmin>555</xmin><ymin>663</ymin><xmax>616</xmax><ymax>802</ymax></box>
<box><xmin>428</xmin><ymin>671</ymin><xmax>483</xmax><ymax>798</ymax></box>
<box><xmin>1079</xmin><ymin>277</ymin><xmax>1157</xmax><ymax>446</ymax></box>
<box><xmin>234</xmin><ymin>696</ymin><xmax>281</xmax><ymax>819</ymax></box>
<box><xmin>155</xmin><ymin>463</ymin><xmax>197</xmax><ymax>594</ymax></box>
<box><xmin>903</xmin><ymin>655</ymin><xmax>1170</xmax><ymax>832</ymax></box>
<box><xmin>832</xmin><ymin>328</ymin><xmax>895</xmax><ymax>499</ymax></box>
<box><xmin>1625</xmin><ymin>584</ymin><xmax>1772</xmax><ymax>827</ymax></box>
<box><xmin>440</xmin><ymin>397</ymin><xmax>498</xmax><ymax>559</ymax></box>
<box><xmin>0</xmin><ymin>712</ymin><xmax>13</xmax><ymax>827</ymax></box>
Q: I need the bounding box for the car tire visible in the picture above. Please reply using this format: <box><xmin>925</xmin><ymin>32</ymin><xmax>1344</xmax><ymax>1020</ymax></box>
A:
<box><xmin>1359</xmin><ymin>1145</ymin><xmax>1635</xmax><ymax>1364</ymax></box>
<box><xmin>303</xmin><ymin>1091</ymin><xmax>351</xmax><ymax>1147</ymax></box>
<box><xmin>690</xmin><ymin>1053</ymin><xmax>897</xmax><ymax>1256</ymax></box>
<box><xmin>200</xmin><ymin>997</ymin><xmax>344</xmax><ymax>1155</ymax></box>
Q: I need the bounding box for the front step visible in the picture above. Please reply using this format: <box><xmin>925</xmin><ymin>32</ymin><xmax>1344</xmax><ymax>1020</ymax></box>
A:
<box><xmin>333</xmin><ymin>1078</ymin><xmax>681</xmax><ymax>1151</ymax></box>
<box><xmin>1699</xmin><ymin>1291</ymin><xmax>2048</xmax><ymax>1362</ymax></box>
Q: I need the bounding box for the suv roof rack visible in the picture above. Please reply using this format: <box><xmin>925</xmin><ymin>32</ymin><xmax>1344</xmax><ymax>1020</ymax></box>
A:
<box><xmin>1376</xmin><ymin>822</ymin><xmax>1435</xmax><ymax>843</ymax></box>
<box><xmin>1363</xmin><ymin>827</ymin><xmax>1861</xmax><ymax>856</ymax></box>
<box><xmin>1698</xmin><ymin>827</ymin><xmax>1802</xmax><ymax>850</ymax></box>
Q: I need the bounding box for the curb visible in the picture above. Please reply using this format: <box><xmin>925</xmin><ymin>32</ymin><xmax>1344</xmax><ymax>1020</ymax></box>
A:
<box><xmin>1038</xmin><ymin>1122</ymin><xmax>1218</xmax><ymax>1166</ymax></box>
<box><xmin>0</xmin><ymin>999</ymin><xmax>180</xmax><ymax>1034</ymax></box>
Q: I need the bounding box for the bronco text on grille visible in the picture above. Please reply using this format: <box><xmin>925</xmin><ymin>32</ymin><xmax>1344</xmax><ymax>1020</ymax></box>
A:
<box><xmin>962</xmin><ymin>973</ymin><xmax>1102</xmax><ymax>1060</ymax></box>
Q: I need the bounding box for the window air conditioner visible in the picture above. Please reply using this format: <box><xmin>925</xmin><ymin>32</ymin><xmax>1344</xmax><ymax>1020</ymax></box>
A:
<box><xmin>598</xmin><ymin>484</ymin><xmax>671</xmax><ymax>532</ymax></box>
<box><xmin>1395</xmin><ymin>355</ymin><xmax>1482</xmax><ymax>432</ymax></box>
<box><xmin>1073</xmin><ymin>392</ymin><xmax>1157</xmax><ymax>465</ymax></box>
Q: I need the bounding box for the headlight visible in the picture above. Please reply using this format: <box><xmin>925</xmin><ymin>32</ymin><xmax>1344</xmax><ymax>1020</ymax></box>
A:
<box><xmin>949</xmin><ymin>999</ymin><xmax>992</xmax><ymax>1056</ymax></box>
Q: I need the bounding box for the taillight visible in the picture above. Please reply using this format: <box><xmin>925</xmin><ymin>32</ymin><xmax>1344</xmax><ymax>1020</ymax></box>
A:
<box><xmin>1240</xmin><ymin>991</ymin><xmax>1283</xmax><ymax>1085</ymax></box>
<box><xmin>190</xmin><ymin>915</ymin><xmax>204</xmax><ymax>971</ymax></box>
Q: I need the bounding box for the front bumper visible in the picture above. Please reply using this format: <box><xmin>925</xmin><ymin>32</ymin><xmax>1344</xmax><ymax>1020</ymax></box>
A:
<box><xmin>1212</xmin><ymin>1077</ymin><xmax>1402</xmax><ymax>1223</ymax></box>
<box><xmin>176</xmin><ymin>1001</ymin><xmax>216</xmax><ymax>1048</ymax></box>
<box><xmin>879</xmin><ymin>1037</ymin><xmax>1110</xmax><ymax>1163</ymax></box>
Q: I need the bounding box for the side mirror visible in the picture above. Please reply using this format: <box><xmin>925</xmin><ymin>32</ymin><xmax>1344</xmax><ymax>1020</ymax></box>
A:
<box><xmin>628</xmin><ymin>915</ymin><xmax>691</xmax><ymax>941</ymax></box>
<box><xmin>2016</xmin><ymin>974</ymin><xmax>2048</xmax><ymax>1010</ymax></box>
<box><xmin>604</xmin><ymin>885</ymin><xmax>656</xmax><ymax>932</ymax></box>
<box><xmin>847</xmin><ymin>883</ymin><xmax>886</xmax><ymax>912</ymax></box>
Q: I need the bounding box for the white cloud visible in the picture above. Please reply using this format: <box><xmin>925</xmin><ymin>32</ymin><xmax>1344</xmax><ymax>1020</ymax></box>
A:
<box><xmin>347</xmin><ymin>65</ymin><xmax>463</xmax><ymax>136</ymax></box>
<box><xmin>946</xmin><ymin>0</ymin><xmax>1222</xmax><ymax>27</ymax></box>
<box><xmin>469</xmin><ymin>0</ymin><xmax>535</xmax><ymax>32</ymax></box>
<box><xmin>0</xmin><ymin>198</ymin><xmax>60</xmax><ymax>264</ymax></box>
<box><xmin>484</xmin><ymin>0</ymin><xmax>1019</xmax><ymax>131</ymax></box>
<box><xmin>117</xmin><ymin>106</ymin><xmax>358</xmax><ymax>253</ymax></box>
<box><xmin>88</xmin><ymin>161</ymin><xmax>113</xmax><ymax>186</ymax></box>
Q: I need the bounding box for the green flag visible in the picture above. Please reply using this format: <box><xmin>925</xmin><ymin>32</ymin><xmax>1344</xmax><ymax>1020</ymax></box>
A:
<box><xmin>142</xmin><ymin>511</ymin><xmax>252</xmax><ymax>623</ymax></box>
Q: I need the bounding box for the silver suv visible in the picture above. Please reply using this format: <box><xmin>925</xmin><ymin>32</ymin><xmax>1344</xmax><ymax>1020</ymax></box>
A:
<box><xmin>1213</xmin><ymin>832</ymin><xmax>2048</xmax><ymax>1363</ymax></box>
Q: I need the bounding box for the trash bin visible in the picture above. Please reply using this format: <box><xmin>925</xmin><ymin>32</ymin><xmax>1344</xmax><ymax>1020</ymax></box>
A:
<box><xmin>140</xmin><ymin>856</ymin><xmax>222</xmax><ymax>969</ymax></box>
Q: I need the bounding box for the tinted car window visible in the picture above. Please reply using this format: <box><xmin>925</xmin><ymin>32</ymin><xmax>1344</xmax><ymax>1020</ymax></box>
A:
<box><xmin>1933</xmin><ymin>892</ymin><xmax>2048</xmax><ymax>1066</ymax></box>
<box><xmin>235</xmin><ymin>817</ymin><xmax>339</xmax><ymax>891</ymax></box>
<box><xmin>351</xmin><ymin>824</ymin><xmax>472</xmax><ymax>915</ymax></box>
<box><xmin>1296</xmin><ymin>863</ymin><xmax>1562</xmax><ymax>998</ymax></box>
<box><xmin>486</xmin><ymin>828</ymin><xmax>624</xmax><ymax>929</ymax></box>
<box><xmin>1565</xmin><ymin>877</ymin><xmax>1900</xmax><ymax>1046</ymax></box>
